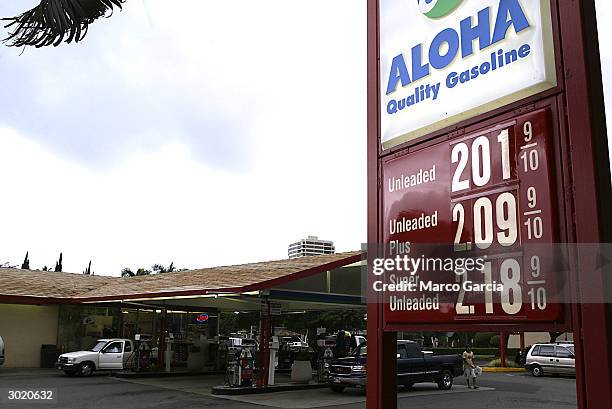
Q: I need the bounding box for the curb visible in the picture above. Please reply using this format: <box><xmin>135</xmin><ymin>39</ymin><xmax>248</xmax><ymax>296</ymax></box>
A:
<box><xmin>482</xmin><ymin>367</ymin><xmax>526</xmax><ymax>372</ymax></box>
<box><xmin>211</xmin><ymin>383</ymin><xmax>328</xmax><ymax>395</ymax></box>
<box><xmin>113</xmin><ymin>370</ymin><xmax>225</xmax><ymax>379</ymax></box>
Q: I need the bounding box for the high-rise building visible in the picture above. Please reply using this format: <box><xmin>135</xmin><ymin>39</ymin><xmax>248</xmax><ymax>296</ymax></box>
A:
<box><xmin>288</xmin><ymin>236</ymin><xmax>335</xmax><ymax>259</ymax></box>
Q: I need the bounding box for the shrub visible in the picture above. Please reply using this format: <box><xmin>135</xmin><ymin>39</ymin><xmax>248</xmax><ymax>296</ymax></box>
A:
<box><xmin>432</xmin><ymin>347</ymin><xmax>498</xmax><ymax>356</ymax></box>
<box><xmin>486</xmin><ymin>358</ymin><xmax>520</xmax><ymax>368</ymax></box>
<box><xmin>474</xmin><ymin>332</ymin><xmax>496</xmax><ymax>347</ymax></box>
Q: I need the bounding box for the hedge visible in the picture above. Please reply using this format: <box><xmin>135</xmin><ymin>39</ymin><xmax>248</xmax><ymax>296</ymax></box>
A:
<box><xmin>430</xmin><ymin>347</ymin><xmax>522</xmax><ymax>358</ymax></box>
<box><xmin>489</xmin><ymin>335</ymin><xmax>501</xmax><ymax>347</ymax></box>
<box><xmin>474</xmin><ymin>332</ymin><xmax>497</xmax><ymax>347</ymax></box>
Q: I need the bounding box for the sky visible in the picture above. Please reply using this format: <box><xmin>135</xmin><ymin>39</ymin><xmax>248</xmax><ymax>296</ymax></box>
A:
<box><xmin>0</xmin><ymin>1</ymin><xmax>610</xmax><ymax>276</ymax></box>
<box><xmin>596</xmin><ymin>0</ymin><xmax>612</xmax><ymax>174</ymax></box>
<box><xmin>0</xmin><ymin>0</ymin><xmax>367</xmax><ymax>275</ymax></box>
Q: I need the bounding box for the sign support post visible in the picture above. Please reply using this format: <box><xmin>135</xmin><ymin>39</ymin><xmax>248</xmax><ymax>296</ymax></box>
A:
<box><xmin>367</xmin><ymin>1</ymin><xmax>397</xmax><ymax>407</ymax></box>
<box><xmin>557</xmin><ymin>2</ymin><xmax>612</xmax><ymax>408</ymax></box>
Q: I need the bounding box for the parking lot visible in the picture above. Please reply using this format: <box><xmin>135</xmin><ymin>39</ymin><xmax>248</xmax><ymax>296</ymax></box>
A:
<box><xmin>0</xmin><ymin>369</ymin><xmax>576</xmax><ymax>409</ymax></box>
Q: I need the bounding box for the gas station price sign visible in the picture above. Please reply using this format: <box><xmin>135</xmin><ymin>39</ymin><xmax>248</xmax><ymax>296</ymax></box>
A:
<box><xmin>381</xmin><ymin>108</ymin><xmax>563</xmax><ymax>325</ymax></box>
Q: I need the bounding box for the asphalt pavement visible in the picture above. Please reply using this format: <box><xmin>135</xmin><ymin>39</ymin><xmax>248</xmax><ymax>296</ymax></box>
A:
<box><xmin>393</xmin><ymin>372</ymin><xmax>577</xmax><ymax>409</ymax></box>
<box><xmin>0</xmin><ymin>368</ymin><xmax>576</xmax><ymax>409</ymax></box>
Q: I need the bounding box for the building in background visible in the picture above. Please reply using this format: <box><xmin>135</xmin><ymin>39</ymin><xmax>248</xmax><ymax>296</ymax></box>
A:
<box><xmin>288</xmin><ymin>236</ymin><xmax>335</xmax><ymax>259</ymax></box>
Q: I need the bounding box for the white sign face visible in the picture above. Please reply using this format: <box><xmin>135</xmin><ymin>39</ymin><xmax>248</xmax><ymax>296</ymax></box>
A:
<box><xmin>380</xmin><ymin>0</ymin><xmax>556</xmax><ymax>149</ymax></box>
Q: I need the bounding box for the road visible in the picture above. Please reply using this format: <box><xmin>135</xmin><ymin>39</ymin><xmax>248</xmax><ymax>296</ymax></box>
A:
<box><xmin>0</xmin><ymin>369</ymin><xmax>576</xmax><ymax>409</ymax></box>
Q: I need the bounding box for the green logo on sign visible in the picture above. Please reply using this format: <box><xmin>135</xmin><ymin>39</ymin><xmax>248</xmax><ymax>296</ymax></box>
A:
<box><xmin>418</xmin><ymin>0</ymin><xmax>463</xmax><ymax>19</ymax></box>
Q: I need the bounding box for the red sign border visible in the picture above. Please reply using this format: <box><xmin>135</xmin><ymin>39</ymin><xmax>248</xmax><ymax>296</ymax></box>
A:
<box><xmin>377</xmin><ymin>98</ymin><xmax>572</xmax><ymax>333</ymax></box>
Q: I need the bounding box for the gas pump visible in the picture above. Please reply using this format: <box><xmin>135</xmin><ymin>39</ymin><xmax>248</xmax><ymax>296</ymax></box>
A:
<box><xmin>316</xmin><ymin>336</ymin><xmax>336</xmax><ymax>382</ymax></box>
<box><xmin>268</xmin><ymin>336</ymin><xmax>280</xmax><ymax>385</ymax></box>
<box><xmin>135</xmin><ymin>334</ymin><xmax>152</xmax><ymax>372</ymax></box>
<box><xmin>238</xmin><ymin>348</ymin><xmax>254</xmax><ymax>387</ymax></box>
<box><xmin>226</xmin><ymin>348</ymin><xmax>240</xmax><ymax>387</ymax></box>
<box><xmin>165</xmin><ymin>333</ymin><xmax>174</xmax><ymax>373</ymax></box>
<box><xmin>224</xmin><ymin>337</ymin><xmax>256</xmax><ymax>388</ymax></box>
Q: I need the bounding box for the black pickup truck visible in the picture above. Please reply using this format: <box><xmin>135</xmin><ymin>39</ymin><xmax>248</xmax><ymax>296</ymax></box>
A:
<box><xmin>328</xmin><ymin>340</ymin><xmax>463</xmax><ymax>392</ymax></box>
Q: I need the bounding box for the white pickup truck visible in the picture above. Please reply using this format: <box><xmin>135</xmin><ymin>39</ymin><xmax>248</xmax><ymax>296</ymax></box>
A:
<box><xmin>56</xmin><ymin>339</ymin><xmax>135</xmax><ymax>376</ymax></box>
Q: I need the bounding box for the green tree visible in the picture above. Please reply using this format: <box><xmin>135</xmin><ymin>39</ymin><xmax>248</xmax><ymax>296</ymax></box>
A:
<box><xmin>121</xmin><ymin>263</ymin><xmax>177</xmax><ymax>277</ymax></box>
<box><xmin>136</xmin><ymin>268</ymin><xmax>151</xmax><ymax>276</ymax></box>
<box><xmin>152</xmin><ymin>262</ymin><xmax>175</xmax><ymax>274</ymax></box>
<box><xmin>121</xmin><ymin>268</ymin><xmax>134</xmax><ymax>277</ymax></box>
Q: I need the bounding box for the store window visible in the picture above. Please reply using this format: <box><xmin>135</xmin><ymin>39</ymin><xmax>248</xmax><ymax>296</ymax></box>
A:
<box><xmin>57</xmin><ymin>305</ymin><xmax>121</xmax><ymax>353</ymax></box>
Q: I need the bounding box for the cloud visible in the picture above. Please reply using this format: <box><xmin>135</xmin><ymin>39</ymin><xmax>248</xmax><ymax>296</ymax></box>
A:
<box><xmin>0</xmin><ymin>0</ymin><xmax>367</xmax><ymax>274</ymax></box>
<box><xmin>0</xmin><ymin>1</ymin><xmax>258</xmax><ymax>171</ymax></box>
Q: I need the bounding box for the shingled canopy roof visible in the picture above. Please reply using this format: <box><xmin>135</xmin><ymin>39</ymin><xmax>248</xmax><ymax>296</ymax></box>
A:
<box><xmin>0</xmin><ymin>269</ymin><xmax>114</xmax><ymax>302</ymax></box>
<box><xmin>0</xmin><ymin>252</ymin><xmax>362</xmax><ymax>304</ymax></box>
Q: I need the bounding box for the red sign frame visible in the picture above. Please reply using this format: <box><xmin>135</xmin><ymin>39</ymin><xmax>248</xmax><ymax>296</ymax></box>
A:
<box><xmin>380</xmin><ymin>106</ymin><xmax>567</xmax><ymax>328</ymax></box>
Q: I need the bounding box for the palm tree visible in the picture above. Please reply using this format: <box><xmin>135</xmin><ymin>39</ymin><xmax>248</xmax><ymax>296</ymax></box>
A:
<box><xmin>2</xmin><ymin>0</ymin><xmax>125</xmax><ymax>48</ymax></box>
<box><xmin>152</xmin><ymin>262</ymin><xmax>176</xmax><ymax>274</ymax></box>
<box><xmin>121</xmin><ymin>263</ymin><xmax>178</xmax><ymax>277</ymax></box>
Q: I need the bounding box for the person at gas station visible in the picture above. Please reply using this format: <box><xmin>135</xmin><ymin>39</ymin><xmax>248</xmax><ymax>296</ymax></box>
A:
<box><xmin>462</xmin><ymin>345</ymin><xmax>478</xmax><ymax>389</ymax></box>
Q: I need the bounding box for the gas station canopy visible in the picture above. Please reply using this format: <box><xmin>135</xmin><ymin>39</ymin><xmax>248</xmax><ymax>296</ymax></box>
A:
<box><xmin>0</xmin><ymin>252</ymin><xmax>364</xmax><ymax>312</ymax></box>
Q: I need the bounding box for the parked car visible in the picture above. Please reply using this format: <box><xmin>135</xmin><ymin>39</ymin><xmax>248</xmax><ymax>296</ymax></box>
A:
<box><xmin>327</xmin><ymin>340</ymin><xmax>463</xmax><ymax>393</ymax></box>
<box><xmin>525</xmin><ymin>342</ymin><xmax>575</xmax><ymax>377</ymax></box>
<box><xmin>0</xmin><ymin>335</ymin><xmax>5</xmax><ymax>366</ymax></box>
<box><xmin>56</xmin><ymin>339</ymin><xmax>135</xmax><ymax>376</ymax></box>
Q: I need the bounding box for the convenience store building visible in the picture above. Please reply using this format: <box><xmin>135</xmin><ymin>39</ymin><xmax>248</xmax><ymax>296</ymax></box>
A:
<box><xmin>0</xmin><ymin>252</ymin><xmax>363</xmax><ymax>369</ymax></box>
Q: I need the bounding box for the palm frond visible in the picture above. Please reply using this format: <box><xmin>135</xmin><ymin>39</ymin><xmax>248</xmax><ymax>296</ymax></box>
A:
<box><xmin>2</xmin><ymin>0</ymin><xmax>125</xmax><ymax>48</ymax></box>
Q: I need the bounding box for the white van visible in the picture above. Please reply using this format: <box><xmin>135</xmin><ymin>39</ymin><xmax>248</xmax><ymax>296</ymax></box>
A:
<box><xmin>0</xmin><ymin>335</ymin><xmax>5</xmax><ymax>366</ymax></box>
<box><xmin>525</xmin><ymin>342</ymin><xmax>575</xmax><ymax>377</ymax></box>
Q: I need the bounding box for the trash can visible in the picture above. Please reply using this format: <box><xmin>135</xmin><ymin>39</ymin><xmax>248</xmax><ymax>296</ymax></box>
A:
<box><xmin>41</xmin><ymin>345</ymin><xmax>59</xmax><ymax>368</ymax></box>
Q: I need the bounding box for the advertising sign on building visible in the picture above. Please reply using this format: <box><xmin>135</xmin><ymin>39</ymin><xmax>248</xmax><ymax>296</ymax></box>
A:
<box><xmin>380</xmin><ymin>0</ymin><xmax>557</xmax><ymax>148</ymax></box>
